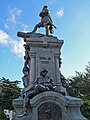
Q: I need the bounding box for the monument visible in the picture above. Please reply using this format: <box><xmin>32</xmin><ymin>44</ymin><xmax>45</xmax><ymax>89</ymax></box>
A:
<box><xmin>12</xmin><ymin>5</ymin><xmax>87</xmax><ymax>120</ymax></box>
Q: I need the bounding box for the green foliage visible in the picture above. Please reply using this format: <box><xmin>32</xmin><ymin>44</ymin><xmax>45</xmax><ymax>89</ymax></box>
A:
<box><xmin>0</xmin><ymin>77</ymin><xmax>21</xmax><ymax>110</ymax></box>
<box><xmin>85</xmin><ymin>62</ymin><xmax>90</xmax><ymax>80</ymax></box>
<box><xmin>81</xmin><ymin>100</ymin><xmax>90</xmax><ymax>120</ymax></box>
<box><xmin>0</xmin><ymin>109</ymin><xmax>9</xmax><ymax>120</ymax></box>
<box><xmin>64</xmin><ymin>62</ymin><xmax>90</xmax><ymax>119</ymax></box>
<box><xmin>66</xmin><ymin>70</ymin><xmax>90</xmax><ymax>99</ymax></box>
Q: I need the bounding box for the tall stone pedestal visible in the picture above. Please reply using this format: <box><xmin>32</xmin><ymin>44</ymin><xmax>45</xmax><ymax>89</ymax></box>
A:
<box><xmin>12</xmin><ymin>33</ymin><xmax>87</xmax><ymax>120</ymax></box>
<box><xmin>13</xmin><ymin>91</ymin><xmax>87</xmax><ymax>120</ymax></box>
<box><xmin>23</xmin><ymin>33</ymin><xmax>65</xmax><ymax>93</ymax></box>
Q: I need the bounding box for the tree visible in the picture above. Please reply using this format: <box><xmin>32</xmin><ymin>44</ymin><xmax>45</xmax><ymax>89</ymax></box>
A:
<box><xmin>66</xmin><ymin>71</ymin><xmax>90</xmax><ymax>99</ymax></box>
<box><xmin>64</xmin><ymin>62</ymin><xmax>90</xmax><ymax>119</ymax></box>
<box><xmin>85</xmin><ymin>62</ymin><xmax>90</xmax><ymax>80</ymax></box>
<box><xmin>65</xmin><ymin>62</ymin><xmax>90</xmax><ymax>99</ymax></box>
<box><xmin>0</xmin><ymin>77</ymin><xmax>21</xmax><ymax>110</ymax></box>
<box><xmin>0</xmin><ymin>109</ymin><xmax>9</xmax><ymax>120</ymax></box>
<box><xmin>81</xmin><ymin>100</ymin><xmax>90</xmax><ymax>120</ymax></box>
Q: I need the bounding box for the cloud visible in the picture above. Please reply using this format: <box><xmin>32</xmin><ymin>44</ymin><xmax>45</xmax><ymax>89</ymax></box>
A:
<box><xmin>0</xmin><ymin>30</ymin><xmax>9</xmax><ymax>45</ymax></box>
<box><xmin>8</xmin><ymin>6</ymin><xmax>22</xmax><ymax>25</ymax></box>
<box><xmin>0</xmin><ymin>29</ymin><xmax>25</xmax><ymax>57</ymax></box>
<box><xmin>11</xmin><ymin>38</ymin><xmax>25</xmax><ymax>57</ymax></box>
<box><xmin>48</xmin><ymin>0</ymin><xmax>57</xmax><ymax>4</ymax></box>
<box><xmin>4</xmin><ymin>24</ymin><xmax>10</xmax><ymax>29</ymax></box>
<box><xmin>57</xmin><ymin>8</ymin><xmax>64</xmax><ymax>17</ymax></box>
<box><xmin>4</xmin><ymin>5</ymin><xmax>30</xmax><ymax>32</ymax></box>
<box><xmin>4</xmin><ymin>6</ymin><xmax>22</xmax><ymax>29</ymax></box>
<box><xmin>2</xmin><ymin>5</ymin><xmax>29</xmax><ymax>57</ymax></box>
<box><xmin>18</xmin><ymin>22</ymin><xmax>30</xmax><ymax>32</ymax></box>
<box><xmin>22</xmin><ymin>24</ymin><xmax>30</xmax><ymax>32</ymax></box>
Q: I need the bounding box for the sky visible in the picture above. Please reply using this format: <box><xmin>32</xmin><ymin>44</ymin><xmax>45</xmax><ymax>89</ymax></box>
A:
<box><xmin>0</xmin><ymin>0</ymin><xmax>90</xmax><ymax>87</ymax></box>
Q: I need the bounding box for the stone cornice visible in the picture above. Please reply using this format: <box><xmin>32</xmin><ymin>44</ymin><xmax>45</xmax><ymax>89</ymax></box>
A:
<box><xmin>26</xmin><ymin>39</ymin><xmax>64</xmax><ymax>48</ymax></box>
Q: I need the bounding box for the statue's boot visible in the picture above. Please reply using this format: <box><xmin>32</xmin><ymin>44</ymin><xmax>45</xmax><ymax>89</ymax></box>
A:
<box><xmin>17</xmin><ymin>111</ymin><xmax>28</xmax><ymax>118</ymax></box>
<box><xmin>50</xmin><ymin>29</ymin><xmax>54</xmax><ymax>34</ymax></box>
<box><xmin>49</xmin><ymin>25</ymin><xmax>54</xmax><ymax>34</ymax></box>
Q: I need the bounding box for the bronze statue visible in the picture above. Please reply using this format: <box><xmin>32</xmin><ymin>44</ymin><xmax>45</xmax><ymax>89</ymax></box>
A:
<box><xmin>18</xmin><ymin>67</ymin><xmax>56</xmax><ymax>118</ymax></box>
<box><xmin>17</xmin><ymin>5</ymin><xmax>57</xmax><ymax>38</ymax></box>
<box><xmin>31</xmin><ymin>5</ymin><xmax>56</xmax><ymax>35</ymax></box>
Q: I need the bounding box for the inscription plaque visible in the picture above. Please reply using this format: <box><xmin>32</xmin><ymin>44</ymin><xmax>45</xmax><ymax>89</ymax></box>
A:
<box><xmin>38</xmin><ymin>102</ymin><xmax>62</xmax><ymax>120</ymax></box>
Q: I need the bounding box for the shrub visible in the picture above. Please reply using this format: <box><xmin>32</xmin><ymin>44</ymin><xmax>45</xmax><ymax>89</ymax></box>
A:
<box><xmin>0</xmin><ymin>109</ymin><xmax>9</xmax><ymax>120</ymax></box>
<box><xmin>81</xmin><ymin>100</ymin><xmax>90</xmax><ymax>119</ymax></box>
